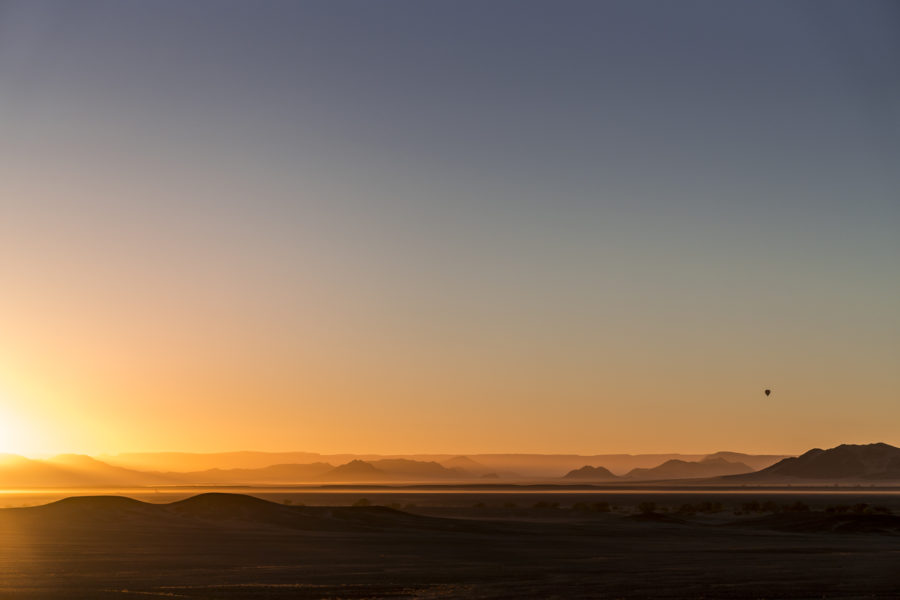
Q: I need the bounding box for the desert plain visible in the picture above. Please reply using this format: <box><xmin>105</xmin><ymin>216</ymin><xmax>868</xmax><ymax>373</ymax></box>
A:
<box><xmin>0</xmin><ymin>487</ymin><xmax>898</xmax><ymax>599</ymax></box>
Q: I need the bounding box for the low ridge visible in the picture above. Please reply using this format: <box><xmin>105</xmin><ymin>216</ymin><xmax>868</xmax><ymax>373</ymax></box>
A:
<box><xmin>625</xmin><ymin>457</ymin><xmax>753</xmax><ymax>480</ymax></box>
<box><xmin>732</xmin><ymin>443</ymin><xmax>900</xmax><ymax>481</ymax></box>
<box><xmin>6</xmin><ymin>493</ymin><xmax>501</xmax><ymax>535</ymax></box>
<box><xmin>562</xmin><ymin>465</ymin><xmax>618</xmax><ymax>480</ymax></box>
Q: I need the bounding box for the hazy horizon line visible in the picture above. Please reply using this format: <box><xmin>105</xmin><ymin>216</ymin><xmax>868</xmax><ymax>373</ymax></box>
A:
<box><xmin>7</xmin><ymin>447</ymin><xmax>823</xmax><ymax>460</ymax></box>
<box><xmin>10</xmin><ymin>440</ymin><xmax>898</xmax><ymax>461</ymax></box>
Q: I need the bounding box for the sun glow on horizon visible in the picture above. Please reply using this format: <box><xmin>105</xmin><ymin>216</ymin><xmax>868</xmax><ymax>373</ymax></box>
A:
<box><xmin>0</xmin><ymin>401</ymin><xmax>40</xmax><ymax>456</ymax></box>
<box><xmin>0</xmin><ymin>372</ymin><xmax>77</xmax><ymax>458</ymax></box>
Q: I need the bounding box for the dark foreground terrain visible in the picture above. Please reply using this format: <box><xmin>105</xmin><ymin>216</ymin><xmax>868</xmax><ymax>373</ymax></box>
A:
<box><xmin>0</xmin><ymin>492</ymin><xmax>898</xmax><ymax>599</ymax></box>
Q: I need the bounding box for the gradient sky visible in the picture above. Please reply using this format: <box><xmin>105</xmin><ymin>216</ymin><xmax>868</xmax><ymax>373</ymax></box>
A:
<box><xmin>0</xmin><ymin>0</ymin><xmax>897</xmax><ymax>456</ymax></box>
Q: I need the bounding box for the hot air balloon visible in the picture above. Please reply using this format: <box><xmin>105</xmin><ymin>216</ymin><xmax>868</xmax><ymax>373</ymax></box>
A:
<box><xmin>764</xmin><ymin>389</ymin><xmax>771</xmax><ymax>397</ymax></box>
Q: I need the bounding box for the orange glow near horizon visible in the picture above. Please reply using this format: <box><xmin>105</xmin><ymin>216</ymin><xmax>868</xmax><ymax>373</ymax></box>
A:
<box><xmin>0</xmin><ymin>390</ymin><xmax>43</xmax><ymax>457</ymax></box>
<box><xmin>1</xmin><ymin>307</ymin><xmax>897</xmax><ymax>459</ymax></box>
<box><xmin>2</xmin><ymin>200</ymin><xmax>895</xmax><ymax>458</ymax></box>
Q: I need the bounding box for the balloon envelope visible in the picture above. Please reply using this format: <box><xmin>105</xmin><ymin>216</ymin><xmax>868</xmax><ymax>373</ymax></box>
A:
<box><xmin>764</xmin><ymin>389</ymin><xmax>771</xmax><ymax>396</ymax></box>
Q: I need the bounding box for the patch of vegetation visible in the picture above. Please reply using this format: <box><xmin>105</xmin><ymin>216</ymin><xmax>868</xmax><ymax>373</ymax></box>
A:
<box><xmin>825</xmin><ymin>503</ymin><xmax>892</xmax><ymax>515</ymax></box>
<box><xmin>676</xmin><ymin>501</ymin><xmax>723</xmax><ymax>515</ymax></box>
<box><xmin>738</xmin><ymin>500</ymin><xmax>780</xmax><ymax>514</ymax></box>
<box><xmin>572</xmin><ymin>501</ymin><xmax>611</xmax><ymax>513</ymax></box>
<box><xmin>637</xmin><ymin>501</ymin><xmax>657</xmax><ymax>515</ymax></box>
<box><xmin>780</xmin><ymin>501</ymin><xmax>810</xmax><ymax>513</ymax></box>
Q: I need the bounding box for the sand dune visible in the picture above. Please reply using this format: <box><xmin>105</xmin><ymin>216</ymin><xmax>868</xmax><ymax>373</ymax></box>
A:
<box><xmin>8</xmin><ymin>492</ymin><xmax>504</xmax><ymax>535</ymax></box>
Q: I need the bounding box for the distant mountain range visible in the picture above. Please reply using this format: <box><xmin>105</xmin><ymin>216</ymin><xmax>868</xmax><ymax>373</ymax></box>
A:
<box><xmin>0</xmin><ymin>454</ymin><xmax>175</xmax><ymax>488</ymax></box>
<box><xmin>3</xmin><ymin>445</ymin><xmax>895</xmax><ymax>488</ymax></box>
<box><xmin>562</xmin><ymin>445</ymin><xmax>900</xmax><ymax>484</ymax></box>
<box><xmin>315</xmin><ymin>459</ymin><xmax>466</xmax><ymax>482</ymax></box>
<box><xmin>0</xmin><ymin>455</ymin><xmax>479</xmax><ymax>487</ymax></box>
<box><xmin>562</xmin><ymin>457</ymin><xmax>753</xmax><ymax>481</ymax></box>
<box><xmin>101</xmin><ymin>451</ymin><xmax>788</xmax><ymax>477</ymax></box>
<box><xmin>171</xmin><ymin>462</ymin><xmax>335</xmax><ymax>484</ymax></box>
<box><xmin>625</xmin><ymin>457</ymin><xmax>753</xmax><ymax>480</ymax></box>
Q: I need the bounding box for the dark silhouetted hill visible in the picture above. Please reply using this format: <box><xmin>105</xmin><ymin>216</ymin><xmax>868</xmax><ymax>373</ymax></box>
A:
<box><xmin>703</xmin><ymin>451</ymin><xmax>787</xmax><ymax>471</ymax></box>
<box><xmin>9</xmin><ymin>493</ymin><xmax>501</xmax><ymax>534</ymax></box>
<box><xmin>626</xmin><ymin>457</ymin><xmax>753</xmax><ymax>480</ymax></box>
<box><xmin>562</xmin><ymin>465</ymin><xmax>618</xmax><ymax>480</ymax></box>
<box><xmin>30</xmin><ymin>495</ymin><xmax>149</xmax><ymax>515</ymax></box>
<box><xmin>8</xmin><ymin>495</ymin><xmax>172</xmax><ymax>527</ymax></box>
<box><xmin>319</xmin><ymin>460</ymin><xmax>388</xmax><ymax>481</ymax></box>
<box><xmin>728</xmin><ymin>443</ymin><xmax>900</xmax><ymax>482</ymax></box>
<box><xmin>316</xmin><ymin>459</ymin><xmax>476</xmax><ymax>482</ymax></box>
<box><xmin>368</xmin><ymin>459</ymin><xmax>466</xmax><ymax>479</ymax></box>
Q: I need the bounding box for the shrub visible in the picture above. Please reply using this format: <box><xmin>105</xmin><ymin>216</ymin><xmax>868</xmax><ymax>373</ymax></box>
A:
<box><xmin>781</xmin><ymin>501</ymin><xmax>810</xmax><ymax>513</ymax></box>
<box><xmin>572</xmin><ymin>502</ymin><xmax>611</xmax><ymax>512</ymax></box>
<box><xmin>638</xmin><ymin>501</ymin><xmax>657</xmax><ymax>514</ymax></box>
<box><xmin>675</xmin><ymin>501</ymin><xmax>729</xmax><ymax>515</ymax></box>
<box><xmin>353</xmin><ymin>498</ymin><xmax>371</xmax><ymax>507</ymax></box>
<box><xmin>741</xmin><ymin>501</ymin><xmax>762</xmax><ymax>513</ymax></box>
<box><xmin>676</xmin><ymin>504</ymin><xmax>696</xmax><ymax>515</ymax></box>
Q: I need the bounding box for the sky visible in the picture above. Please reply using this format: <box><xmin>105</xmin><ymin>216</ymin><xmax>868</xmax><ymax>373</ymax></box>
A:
<box><xmin>0</xmin><ymin>0</ymin><xmax>897</xmax><ymax>457</ymax></box>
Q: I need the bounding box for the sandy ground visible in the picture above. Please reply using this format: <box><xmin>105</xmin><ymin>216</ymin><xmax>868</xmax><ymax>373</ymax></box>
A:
<box><xmin>0</xmin><ymin>491</ymin><xmax>897</xmax><ymax>599</ymax></box>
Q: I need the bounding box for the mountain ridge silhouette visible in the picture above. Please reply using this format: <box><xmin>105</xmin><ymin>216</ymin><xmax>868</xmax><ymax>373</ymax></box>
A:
<box><xmin>727</xmin><ymin>443</ymin><xmax>900</xmax><ymax>482</ymax></box>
